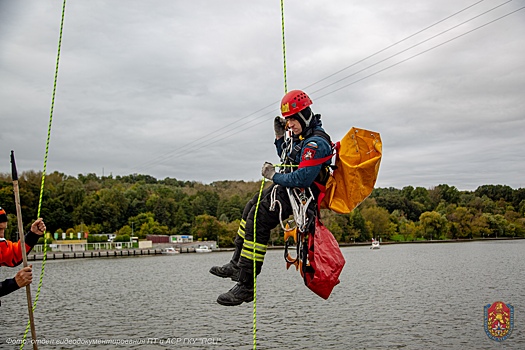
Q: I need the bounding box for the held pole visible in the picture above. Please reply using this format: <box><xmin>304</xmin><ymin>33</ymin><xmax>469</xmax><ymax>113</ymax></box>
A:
<box><xmin>11</xmin><ymin>151</ymin><xmax>38</xmax><ymax>350</ymax></box>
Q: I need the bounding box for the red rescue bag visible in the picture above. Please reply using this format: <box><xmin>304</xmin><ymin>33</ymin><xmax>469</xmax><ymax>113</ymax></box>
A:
<box><xmin>302</xmin><ymin>218</ymin><xmax>345</xmax><ymax>299</ymax></box>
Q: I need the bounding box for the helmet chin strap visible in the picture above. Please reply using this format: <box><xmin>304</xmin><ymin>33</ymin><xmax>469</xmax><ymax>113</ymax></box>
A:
<box><xmin>297</xmin><ymin>109</ymin><xmax>312</xmax><ymax>128</ymax></box>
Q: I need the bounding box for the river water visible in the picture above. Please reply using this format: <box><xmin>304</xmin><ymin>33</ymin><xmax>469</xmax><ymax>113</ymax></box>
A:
<box><xmin>1</xmin><ymin>240</ymin><xmax>523</xmax><ymax>349</ymax></box>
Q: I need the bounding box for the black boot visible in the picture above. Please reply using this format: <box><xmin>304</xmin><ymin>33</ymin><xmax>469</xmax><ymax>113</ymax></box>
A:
<box><xmin>216</xmin><ymin>269</ymin><xmax>254</xmax><ymax>306</ymax></box>
<box><xmin>209</xmin><ymin>261</ymin><xmax>240</xmax><ymax>281</ymax></box>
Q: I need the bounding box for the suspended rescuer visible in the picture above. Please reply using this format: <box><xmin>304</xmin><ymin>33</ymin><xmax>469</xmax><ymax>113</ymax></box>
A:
<box><xmin>0</xmin><ymin>207</ymin><xmax>46</xmax><ymax>305</ymax></box>
<box><xmin>210</xmin><ymin>90</ymin><xmax>333</xmax><ymax>306</ymax></box>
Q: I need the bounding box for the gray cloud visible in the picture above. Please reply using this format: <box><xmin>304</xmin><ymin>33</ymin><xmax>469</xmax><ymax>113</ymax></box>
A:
<box><xmin>1</xmin><ymin>0</ymin><xmax>524</xmax><ymax>191</ymax></box>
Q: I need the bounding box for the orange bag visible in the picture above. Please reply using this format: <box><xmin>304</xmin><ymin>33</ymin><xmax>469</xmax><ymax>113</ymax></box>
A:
<box><xmin>321</xmin><ymin>127</ymin><xmax>382</xmax><ymax>214</ymax></box>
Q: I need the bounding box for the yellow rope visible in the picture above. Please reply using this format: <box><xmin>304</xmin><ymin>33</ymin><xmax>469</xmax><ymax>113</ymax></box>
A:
<box><xmin>20</xmin><ymin>0</ymin><xmax>67</xmax><ymax>348</ymax></box>
<box><xmin>252</xmin><ymin>177</ymin><xmax>266</xmax><ymax>349</ymax></box>
<box><xmin>280</xmin><ymin>0</ymin><xmax>288</xmax><ymax>95</ymax></box>
<box><xmin>250</xmin><ymin>2</ymin><xmax>289</xmax><ymax>347</ymax></box>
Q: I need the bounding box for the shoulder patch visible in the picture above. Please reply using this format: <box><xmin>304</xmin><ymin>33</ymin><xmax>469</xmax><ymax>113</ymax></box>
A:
<box><xmin>306</xmin><ymin>141</ymin><xmax>318</xmax><ymax>148</ymax></box>
<box><xmin>302</xmin><ymin>148</ymin><xmax>317</xmax><ymax>161</ymax></box>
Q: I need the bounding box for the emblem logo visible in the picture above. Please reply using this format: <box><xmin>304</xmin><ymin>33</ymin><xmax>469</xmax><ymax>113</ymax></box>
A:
<box><xmin>302</xmin><ymin>149</ymin><xmax>316</xmax><ymax>161</ymax></box>
<box><xmin>484</xmin><ymin>301</ymin><xmax>514</xmax><ymax>342</ymax></box>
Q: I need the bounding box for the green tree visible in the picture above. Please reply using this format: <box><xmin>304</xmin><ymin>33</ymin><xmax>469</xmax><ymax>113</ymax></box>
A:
<box><xmin>483</xmin><ymin>213</ymin><xmax>509</xmax><ymax>238</ymax></box>
<box><xmin>138</xmin><ymin>219</ymin><xmax>169</xmax><ymax>238</ymax></box>
<box><xmin>191</xmin><ymin>214</ymin><xmax>225</xmax><ymax>241</ymax></box>
<box><xmin>349</xmin><ymin>210</ymin><xmax>367</xmax><ymax>239</ymax></box>
<box><xmin>145</xmin><ymin>192</ymin><xmax>176</xmax><ymax>227</ymax></box>
<box><xmin>361</xmin><ymin>206</ymin><xmax>391</xmax><ymax>240</ymax></box>
<box><xmin>471</xmin><ymin>214</ymin><xmax>490</xmax><ymax>238</ymax></box>
<box><xmin>419</xmin><ymin>211</ymin><xmax>448</xmax><ymax>240</ymax></box>
<box><xmin>447</xmin><ymin>207</ymin><xmax>474</xmax><ymax>238</ymax></box>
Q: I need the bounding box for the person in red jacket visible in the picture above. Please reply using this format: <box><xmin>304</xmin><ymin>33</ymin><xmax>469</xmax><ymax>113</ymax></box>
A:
<box><xmin>0</xmin><ymin>207</ymin><xmax>46</xmax><ymax>304</ymax></box>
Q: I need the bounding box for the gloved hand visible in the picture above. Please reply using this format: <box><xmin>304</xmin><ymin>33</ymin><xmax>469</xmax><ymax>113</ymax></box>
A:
<box><xmin>274</xmin><ymin>116</ymin><xmax>286</xmax><ymax>139</ymax></box>
<box><xmin>261</xmin><ymin>162</ymin><xmax>276</xmax><ymax>180</ymax></box>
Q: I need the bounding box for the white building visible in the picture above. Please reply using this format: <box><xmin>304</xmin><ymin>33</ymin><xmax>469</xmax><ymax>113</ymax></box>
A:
<box><xmin>170</xmin><ymin>235</ymin><xmax>193</xmax><ymax>243</ymax></box>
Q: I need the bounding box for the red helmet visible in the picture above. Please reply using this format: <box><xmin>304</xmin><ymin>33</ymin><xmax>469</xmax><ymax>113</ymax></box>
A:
<box><xmin>280</xmin><ymin>90</ymin><xmax>312</xmax><ymax>117</ymax></box>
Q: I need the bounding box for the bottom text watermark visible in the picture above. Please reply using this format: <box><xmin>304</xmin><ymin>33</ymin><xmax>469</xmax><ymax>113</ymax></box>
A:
<box><xmin>5</xmin><ymin>337</ymin><xmax>222</xmax><ymax>347</ymax></box>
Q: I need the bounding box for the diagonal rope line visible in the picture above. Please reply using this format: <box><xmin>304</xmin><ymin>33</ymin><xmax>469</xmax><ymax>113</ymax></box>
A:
<box><xmin>302</xmin><ymin>0</ymin><xmax>487</xmax><ymax>90</ymax></box>
<box><xmin>314</xmin><ymin>5</ymin><xmax>525</xmax><ymax>100</ymax></box>
<box><xmin>309</xmin><ymin>0</ymin><xmax>514</xmax><ymax>96</ymax></box>
<box><xmin>20</xmin><ymin>0</ymin><xmax>67</xmax><ymax>348</ymax></box>
<box><xmin>133</xmin><ymin>1</ymin><xmax>521</xmax><ymax>172</ymax></box>
<box><xmin>252</xmin><ymin>178</ymin><xmax>266</xmax><ymax>350</ymax></box>
<box><xmin>281</xmin><ymin>0</ymin><xmax>288</xmax><ymax>95</ymax></box>
<box><xmin>162</xmin><ymin>2</ymin><xmax>524</xmax><ymax>163</ymax></box>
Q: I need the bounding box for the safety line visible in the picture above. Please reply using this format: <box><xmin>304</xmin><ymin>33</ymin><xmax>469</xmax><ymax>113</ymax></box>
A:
<box><xmin>20</xmin><ymin>0</ymin><xmax>67</xmax><ymax>348</ymax></box>
<box><xmin>252</xmin><ymin>178</ymin><xmax>266</xmax><ymax>349</ymax></box>
<box><xmin>250</xmin><ymin>2</ymin><xmax>288</xmax><ymax>347</ymax></box>
<box><xmin>280</xmin><ymin>0</ymin><xmax>288</xmax><ymax>95</ymax></box>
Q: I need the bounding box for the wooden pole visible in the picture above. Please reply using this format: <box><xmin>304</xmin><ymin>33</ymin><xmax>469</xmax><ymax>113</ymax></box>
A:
<box><xmin>11</xmin><ymin>151</ymin><xmax>38</xmax><ymax>350</ymax></box>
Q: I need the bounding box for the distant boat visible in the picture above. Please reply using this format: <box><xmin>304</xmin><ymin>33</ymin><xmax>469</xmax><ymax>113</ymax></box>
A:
<box><xmin>370</xmin><ymin>239</ymin><xmax>380</xmax><ymax>250</ymax></box>
<box><xmin>161</xmin><ymin>247</ymin><xmax>179</xmax><ymax>255</ymax></box>
<box><xmin>195</xmin><ymin>245</ymin><xmax>211</xmax><ymax>253</ymax></box>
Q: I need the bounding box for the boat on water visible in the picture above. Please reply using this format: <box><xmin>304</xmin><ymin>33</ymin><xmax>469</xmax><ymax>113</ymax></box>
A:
<box><xmin>161</xmin><ymin>247</ymin><xmax>179</xmax><ymax>254</ymax></box>
<box><xmin>195</xmin><ymin>245</ymin><xmax>211</xmax><ymax>253</ymax></box>
<box><xmin>370</xmin><ymin>239</ymin><xmax>380</xmax><ymax>250</ymax></box>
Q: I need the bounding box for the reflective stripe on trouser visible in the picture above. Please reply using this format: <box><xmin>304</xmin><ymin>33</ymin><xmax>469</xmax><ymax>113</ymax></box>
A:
<box><xmin>240</xmin><ymin>239</ymin><xmax>267</xmax><ymax>262</ymax></box>
<box><xmin>237</xmin><ymin>219</ymin><xmax>246</xmax><ymax>239</ymax></box>
<box><xmin>231</xmin><ymin>187</ymin><xmax>271</xmax><ymax>265</ymax></box>
<box><xmin>238</xmin><ymin>184</ymin><xmax>294</xmax><ymax>274</ymax></box>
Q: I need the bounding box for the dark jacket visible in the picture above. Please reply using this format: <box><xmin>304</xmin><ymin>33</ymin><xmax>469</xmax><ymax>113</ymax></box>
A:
<box><xmin>273</xmin><ymin>124</ymin><xmax>332</xmax><ymax>188</ymax></box>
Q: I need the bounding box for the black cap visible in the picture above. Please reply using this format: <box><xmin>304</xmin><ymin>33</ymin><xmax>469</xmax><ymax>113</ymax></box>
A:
<box><xmin>0</xmin><ymin>207</ymin><xmax>7</xmax><ymax>223</ymax></box>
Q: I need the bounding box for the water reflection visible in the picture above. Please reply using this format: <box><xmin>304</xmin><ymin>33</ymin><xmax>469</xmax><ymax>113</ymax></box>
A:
<box><xmin>1</xmin><ymin>240</ymin><xmax>523</xmax><ymax>349</ymax></box>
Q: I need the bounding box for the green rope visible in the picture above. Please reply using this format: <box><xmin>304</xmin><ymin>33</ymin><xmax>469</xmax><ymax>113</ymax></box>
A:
<box><xmin>250</xmin><ymin>3</ymin><xmax>288</xmax><ymax>346</ymax></box>
<box><xmin>251</xmin><ymin>165</ymin><xmax>293</xmax><ymax>348</ymax></box>
<box><xmin>20</xmin><ymin>0</ymin><xmax>66</xmax><ymax>348</ymax></box>
<box><xmin>280</xmin><ymin>0</ymin><xmax>288</xmax><ymax>95</ymax></box>
<box><xmin>252</xmin><ymin>177</ymin><xmax>266</xmax><ymax>349</ymax></box>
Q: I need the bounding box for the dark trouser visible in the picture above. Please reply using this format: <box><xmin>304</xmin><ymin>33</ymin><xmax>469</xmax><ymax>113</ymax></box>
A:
<box><xmin>229</xmin><ymin>191</ymin><xmax>261</xmax><ymax>265</ymax></box>
<box><xmin>237</xmin><ymin>184</ymin><xmax>293</xmax><ymax>275</ymax></box>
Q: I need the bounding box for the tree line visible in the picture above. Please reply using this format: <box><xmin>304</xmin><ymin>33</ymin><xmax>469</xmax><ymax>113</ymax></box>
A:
<box><xmin>1</xmin><ymin>171</ymin><xmax>524</xmax><ymax>246</ymax></box>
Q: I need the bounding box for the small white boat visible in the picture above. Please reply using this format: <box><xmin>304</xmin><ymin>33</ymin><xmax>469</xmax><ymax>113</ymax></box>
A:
<box><xmin>161</xmin><ymin>247</ymin><xmax>179</xmax><ymax>254</ymax></box>
<box><xmin>370</xmin><ymin>239</ymin><xmax>380</xmax><ymax>250</ymax></box>
<box><xmin>195</xmin><ymin>245</ymin><xmax>211</xmax><ymax>253</ymax></box>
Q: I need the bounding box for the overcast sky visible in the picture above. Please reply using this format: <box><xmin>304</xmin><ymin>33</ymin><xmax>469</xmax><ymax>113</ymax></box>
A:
<box><xmin>1</xmin><ymin>0</ymin><xmax>524</xmax><ymax>191</ymax></box>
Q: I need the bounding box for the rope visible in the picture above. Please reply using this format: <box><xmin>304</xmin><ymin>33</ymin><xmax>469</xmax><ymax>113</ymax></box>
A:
<box><xmin>20</xmin><ymin>0</ymin><xmax>67</xmax><ymax>348</ymax></box>
<box><xmin>249</xmin><ymin>2</ymin><xmax>289</xmax><ymax>347</ymax></box>
<box><xmin>252</xmin><ymin>178</ymin><xmax>266</xmax><ymax>349</ymax></box>
<box><xmin>280</xmin><ymin>0</ymin><xmax>288</xmax><ymax>95</ymax></box>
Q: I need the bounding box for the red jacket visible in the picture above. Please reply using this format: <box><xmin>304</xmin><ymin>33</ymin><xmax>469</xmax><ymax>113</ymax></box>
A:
<box><xmin>0</xmin><ymin>231</ymin><xmax>40</xmax><ymax>267</ymax></box>
<box><xmin>0</xmin><ymin>231</ymin><xmax>40</xmax><ymax>301</ymax></box>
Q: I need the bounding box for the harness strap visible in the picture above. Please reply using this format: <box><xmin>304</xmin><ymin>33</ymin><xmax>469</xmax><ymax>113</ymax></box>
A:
<box><xmin>314</xmin><ymin>182</ymin><xmax>327</xmax><ymax>212</ymax></box>
<box><xmin>298</xmin><ymin>154</ymin><xmax>332</xmax><ymax>168</ymax></box>
<box><xmin>296</xmin><ymin>141</ymin><xmax>340</xmax><ymax>212</ymax></box>
<box><xmin>298</xmin><ymin>141</ymin><xmax>339</xmax><ymax>168</ymax></box>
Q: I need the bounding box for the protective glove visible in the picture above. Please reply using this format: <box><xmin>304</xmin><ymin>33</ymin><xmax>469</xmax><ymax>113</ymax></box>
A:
<box><xmin>274</xmin><ymin>116</ymin><xmax>286</xmax><ymax>139</ymax></box>
<box><xmin>261</xmin><ymin>162</ymin><xmax>276</xmax><ymax>180</ymax></box>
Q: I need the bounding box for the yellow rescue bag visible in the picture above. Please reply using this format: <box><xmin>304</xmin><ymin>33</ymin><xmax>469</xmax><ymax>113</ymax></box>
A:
<box><xmin>321</xmin><ymin>127</ymin><xmax>382</xmax><ymax>214</ymax></box>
